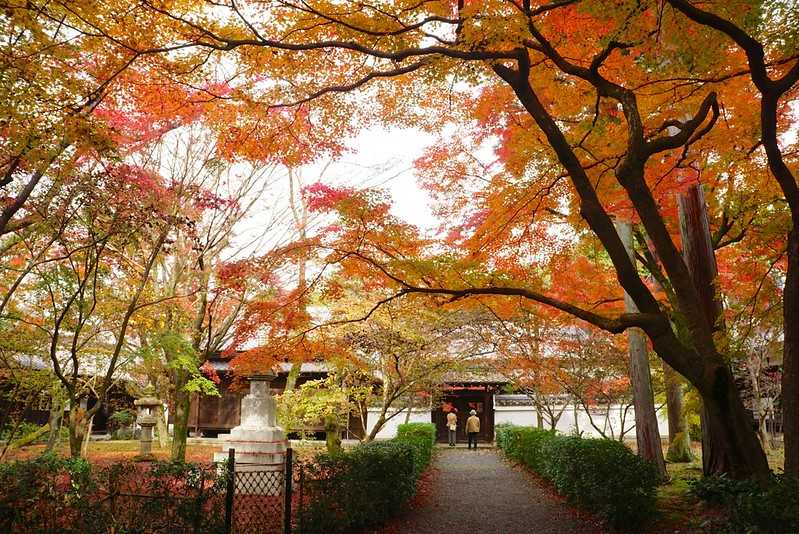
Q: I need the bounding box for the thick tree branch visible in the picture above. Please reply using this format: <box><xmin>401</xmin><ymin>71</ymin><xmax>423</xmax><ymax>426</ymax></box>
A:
<box><xmin>269</xmin><ymin>60</ymin><xmax>430</xmax><ymax>109</ymax></box>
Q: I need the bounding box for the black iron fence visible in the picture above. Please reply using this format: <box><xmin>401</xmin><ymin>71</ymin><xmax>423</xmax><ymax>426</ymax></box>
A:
<box><xmin>0</xmin><ymin>448</ymin><xmax>297</xmax><ymax>534</ymax></box>
<box><xmin>222</xmin><ymin>447</ymin><xmax>294</xmax><ymax>534</ymax></box>
<box><xmin>0</xmin><ymin>458</ymin><xmax>227</xmax><ymax>533</ymax></box>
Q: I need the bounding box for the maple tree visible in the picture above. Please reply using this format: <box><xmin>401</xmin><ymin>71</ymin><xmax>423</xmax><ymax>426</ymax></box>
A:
<box><xmin>2</xmin><ymin>0</ymin><xmax>797</xmax><ymax>482</ymax></box>
<box><xmin>555</xmin><ymin>328</ymin><xmax>637</xmax><ymax>441</ymax></box>
<box><xmin>488</xmin><ymin>307</ymin><xmax>640</xmax><ymax>439</ymax></box>
<box><xmin>0</xmin><ymin>120</ymin><xmax>264</xmax><ymax>458</ymax></box>
<box><xmin>126</xmin><ymin>128</ymin><xmax>280</xmax><ymax>461</ymax></box>
<box><xmin>491</xmin><ymin>312</ymin><xmax>572</xmax><ymax>431</ymax></box>
<box><xmin>1</xmin><ymin>152</ymin><xmax>172</xmax><ymax>457</ymax></box>
<box><xmin>659</xmin><ymin>0</ymin><xmax>799</xmax><ymax>477</ymax></box>
<box><xmin>276</xmin><ymin>373</ymin><xmax>370</xmax><ymax>453</ymax></box>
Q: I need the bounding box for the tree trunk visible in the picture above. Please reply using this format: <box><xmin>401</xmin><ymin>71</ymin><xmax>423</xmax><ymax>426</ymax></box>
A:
<box><xmin>783</xmin><ymin>229</ymin><xmax>799</xmax><ymax>475</ymax></box>
<box><xmin>324</xmin><ymin>414</ymin><xmax>342</xmax><ymax>455</ymax></box>
<box><xmin>156</xmin><ymin>404</ymin><xmax>169</xmax><ymax>448</ymax></box>
<box><xmin>171</xmin><ymin>388</ymin><xmax>190</xmax><ymax>462</ymax></box>
<box><xmin>365</xmin><ymin>410</ymin><xmax>386</xmax><ymax>443</ymax></box>
<box><xmin>68</xmin><ymin>407</ymin><xmax>90</xmax><ymax>458</ymax></box>
<box><xmin>80</xmin><ymin>416</ymin><xmax>93</xmax><ymax>457</ymax></box>
<box><xmin>9</xmin><ymin>424</ymin><xmax>49</xmax><ymax>449</ymax></box>
<box><xmin>699</xmin><ymin>364</ymin><xmax>770</xmax><ymax>479</ymax></box>
<box><xmin>285</xmin><ymin>361</ymin><xmax>302</xmax><ymax>392</ymax></box>
<box><xmin>537</xmin><ymin>410</ymin><xmax>544</xmax><ymax>429</ymax></box>
<box><xmin>617</xmin><ymin>221</ymin><xmax>668</xmax><ymax>479</ymax></box>
<box><xmin>663</xmin><ymin>363</ymin><xmax>694</xmax><ymax>462</ymax></box>
<box><xmin>758</xmin><ymin>416</ymin><xmax>771</xmax><ymax>451</ymax></box>
<box><xmin>404</xmin><ymin>396</ymin><xmax>413</xmax><ymax>424</ymax></box>
<box><xmin>678</xmin><ymin>184</ymin><xmax>768</xmax><ymax>478</ymax></box>
<box><xmin>44</xmin><ymin>385</ymin><xmax>66</xmax><ymax>454</ymax></box>
<box><xmin>747</xmin><ymin>357</ymin><xmax>771</xmax><ymax>451</ymax></box>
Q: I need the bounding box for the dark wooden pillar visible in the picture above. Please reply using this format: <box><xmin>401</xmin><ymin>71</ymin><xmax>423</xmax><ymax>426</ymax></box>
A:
<box><xmin>487</xmin><ymin>386</ymin><xmax>496</xmax><ymax>442</ymax></box>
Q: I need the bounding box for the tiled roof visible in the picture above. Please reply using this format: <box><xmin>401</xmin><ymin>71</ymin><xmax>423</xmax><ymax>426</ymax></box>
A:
<box><xmin>207</xmin><ymin>359</ymin><xmax>330</xmax><ymax>374</ymax></box>
<box><xmin>439</xmin><ymin>369</ymin><xmax>510</xmax><ymax>384</ymax></box>
<box><xmin>494</xmin><ymin>394</ymin><xmax>535</xmax><ymax>407</ymax></box>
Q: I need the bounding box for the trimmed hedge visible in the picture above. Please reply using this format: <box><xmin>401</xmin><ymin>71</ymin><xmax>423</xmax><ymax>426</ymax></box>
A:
<box><xmin>0</xmin><ymin>454</ymin><xmax>227</xmax><ymax>533</ymax></box>
<box><xmin>496</xmin><ymin>425</ymin><xmax>658</xmax><ymax>529</ymax></box>
<box><xmin>690</xmin><ymin>474</ymin><xmax>799</xmax><ymax>533</ymax></box>
<box><xmin>395</xmin><ymin>422</ymin><xmax>436</xmax><ymax>477</ymax></box>
<box><xmin>298</xmin><ymin>425</ymin><xmax>436</xmax><ymax>533</ymax></box>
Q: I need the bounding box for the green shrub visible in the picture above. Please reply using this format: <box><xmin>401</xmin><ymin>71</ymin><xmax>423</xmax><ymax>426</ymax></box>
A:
<box><xmin>0</xmin><ymin>453</ymin><xmax>95</xmax><ymax>532</ymax></box>
<box><xmin>546</xmin><ymin>436</ymin><xmax>658</xmax><ymax>529</ymax></box>
<box><xmin>495</xmin><ymin>423</ymin><xmax>516</xmax><ymax>450</ymax></box>
<box><xmin>691</xmin><ymin>474</ymin><xmax>799</xmax><ymax>533</ymax></box>
<box><xmin>299</xmin><ymin>440</ymin><xmax>416</xmax><ymax>533</ymax></box>
<box><xmin>395</xmin><ymin>421</ymin><xmax>436</xmax><ymax>444</ymax></box>
<box><xmin>298</xmin><ymin>424</ymin><xmax>434</xmax><ymax>533</ymax></box>
<box><xmin>735</xmin><ymin>475</ymin><xmax>799</xmax><ymax>533</ymax></box>
<box><xmin>496</xmin><ymin>426</ymin><xmax>658</xmax><ymax>530</ymax></box>
<box><xmin>111</xmin><ymin>428</ymin><xmax>134</xmax><ymax>440</ymax></box>
<box><xmin>688</xmin><ymin>474</ymin><xmax>757</xmax><ymax>504</ymax></box>
<box><xmin>108</xmin><ymin>409</ymin><xmax>135</xmax><ymax>431</ymax></box>
<box><xmin>0</xmin><ymin>454</ymin><xmax>226</xmax><ymax>533</ymax></box>
<box><xmin>395</xmin><ymin>422</ymin><xmax>436</xmax><ymax>477</ymax></box>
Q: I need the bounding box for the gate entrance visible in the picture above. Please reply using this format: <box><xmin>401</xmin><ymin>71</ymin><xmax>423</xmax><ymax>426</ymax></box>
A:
<box><xmin>431</xmin><ymin>376</ymin><xmax>507</xmax><ymax>444</ymax></box>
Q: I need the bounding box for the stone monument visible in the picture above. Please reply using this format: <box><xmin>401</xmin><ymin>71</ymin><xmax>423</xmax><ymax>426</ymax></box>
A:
<box><xmin>213</xmin><ymin>373</ymin><xmax>287</xmax><ymax>480</ymax></box>
<box><xmin>134</xmin><ymin>388</ymin><xmax>161</xmax><ymax>459</ymax></box>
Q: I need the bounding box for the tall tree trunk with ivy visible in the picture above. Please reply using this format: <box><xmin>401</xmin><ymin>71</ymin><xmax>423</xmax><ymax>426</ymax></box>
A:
<box><xmin>170</xmin><ymin>369</ymin><xmax>191</xmax><ymax>462</ymax></box>
<box><xmin>663</xmin><ymin>362</ymin><xmax>694</xmax><ymax>463</ymax></box>
<box><xmin>44</xmin><ymin>383</ymin><xmax>66</xmax><ymax>454</ymax></box>
<box><xmin>678</xmin><ymin>184</ymin><xmax>750</xmax><ymax>476</ymax></box>
<box><xmin>324</xmin><ymin>413</ymin><xmax>342</xmax><ymax>455</ymax></box>
<box><xmin>155</xmin><ymin>404</ymin><xmax>169</xmax><ymax>448</ymax></box>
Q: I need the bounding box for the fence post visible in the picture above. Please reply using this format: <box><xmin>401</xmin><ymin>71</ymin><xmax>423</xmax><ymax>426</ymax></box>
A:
<box><xmin>298</xmin><ymin>462</ymin><xmax>304</xmax><ymax>534</ymax></box>
<box><xmin>225</xmin><ymin>448</ymin><xmax>235</xmax><ymax>534</ymax></box>
<box><xmin>283</xmin><ymin>447</ymin><xmax>293</xmax><ymax>534</ymax></box>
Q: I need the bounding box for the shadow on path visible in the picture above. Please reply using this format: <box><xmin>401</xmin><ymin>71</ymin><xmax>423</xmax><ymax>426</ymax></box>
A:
<box><xmin>381</xmin><ymin>447</ymin><xmax>603</xmax><ymax>534</ymax></box>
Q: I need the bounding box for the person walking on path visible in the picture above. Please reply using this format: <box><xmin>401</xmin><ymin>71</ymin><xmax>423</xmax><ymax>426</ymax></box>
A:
<box><xmin>447</xmin><ymin>410</ymin><xmax>458</xmax><ymax>446</ymax></box>
<box><xmin>466</xmin><ymin>409</ymin><xmax>480</xmax><ymax>449</ymax></box>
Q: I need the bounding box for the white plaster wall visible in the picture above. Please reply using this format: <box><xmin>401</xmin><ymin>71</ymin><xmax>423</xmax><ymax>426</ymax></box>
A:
<box><xmin>494</xmin><ymin>407</ymin><xmax>539</xmax><ymax>428</ymax></box>
<box><xmin>365</xmin><ymin>407</ymin><xmax>433</xmax><ymax>439</ymax></box>
<box><xmin>366</xmin><ymin>399</ymin><xmax>671</xmax><ymax>441</ymax></box>
<box><xmin>495</xmin><ymin>402</ymin><xmax>670</xmax><ymax>439</ymax></box>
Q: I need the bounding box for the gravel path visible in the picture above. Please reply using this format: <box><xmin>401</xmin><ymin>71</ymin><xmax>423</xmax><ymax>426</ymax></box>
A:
<box><xmin>386</xmin><ymin>447</ymin><xmax>601</xmax><ymax>534</ymax></box>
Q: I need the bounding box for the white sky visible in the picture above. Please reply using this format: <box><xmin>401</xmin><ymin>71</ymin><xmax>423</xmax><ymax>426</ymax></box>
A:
<box><xmin>320</xmin><ymin>126</ymin><xmax>438</xmax><ymax>230</ymax></box>
<box><xmin>231</xmin><ymin>125</ymin><xmax>442</xmax><ymax>259</ymax></box>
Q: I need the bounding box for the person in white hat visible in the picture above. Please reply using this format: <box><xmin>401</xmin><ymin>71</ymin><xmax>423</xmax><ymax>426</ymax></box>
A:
<box><xmin>466</xmin><ymin>409</ymin><xmax>480</xmax><ymax>450</ymax></box>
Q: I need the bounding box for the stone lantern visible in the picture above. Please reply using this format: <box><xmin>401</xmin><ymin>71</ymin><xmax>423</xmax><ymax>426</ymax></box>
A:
<box><xmin>134</xmin><ymin>387</ymin><xmax>161</xmax><ymax>459</ymax></box>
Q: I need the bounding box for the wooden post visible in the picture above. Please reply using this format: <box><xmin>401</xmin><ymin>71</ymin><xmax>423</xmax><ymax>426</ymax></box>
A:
<box><xmin>616</xmin><ymin>220</ymin><xmax>668</xmax><ymax>480</ymax></box>
<box><xmin>225</xmin><ymin>448</ymin><xmax>235</xmax><ymax>534</ymax></box>
<box><xmin>283</xmin><ymin>447</ymin><xmax>293</xmax><ymax>534</ymax></box>
<box><xmin>298</xmin><ymin>463</ymin><xmax>305</xmax><ymax>534</ymax></box>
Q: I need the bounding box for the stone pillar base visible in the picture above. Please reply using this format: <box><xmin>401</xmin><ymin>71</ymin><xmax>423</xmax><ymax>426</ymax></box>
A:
<box><xmin>214</xmin><ymin>374</ymin><xmax>287</xmax><ymax>496</ymax></box>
